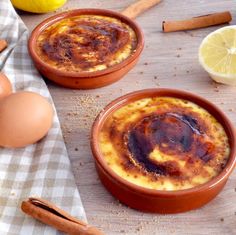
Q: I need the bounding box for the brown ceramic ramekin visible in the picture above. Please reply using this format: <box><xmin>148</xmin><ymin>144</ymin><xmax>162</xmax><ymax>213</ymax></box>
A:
<box><xmin>91</xmin><ymin>88</ymin><xmax>236</xmax><ymax>213</ymax></box>
<box><xmin>28</xmin><ymin>9</ymin><xmax>144</xmax><ymax>89</ymax></box>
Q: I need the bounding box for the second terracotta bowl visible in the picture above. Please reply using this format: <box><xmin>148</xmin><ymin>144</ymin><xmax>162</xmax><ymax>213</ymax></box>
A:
<box><xmin>91</xmin><ymin>88</ymin><xmax>236</xmax><ymax>213</ymax></box>
<box><xmin>28</xmin><ymin>9</ymin><xmax>144</xmax><ymax>89</ymax></box>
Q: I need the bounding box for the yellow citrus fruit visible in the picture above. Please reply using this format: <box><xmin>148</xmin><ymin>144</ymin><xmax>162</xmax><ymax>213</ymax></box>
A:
<box><xmin>11</xmin><ymin>0</ymin><xmax>67</xmax><ymax>13</ymax></box>
<box><xmin>199</xmin><ymin>26</ymin><xmax>236</xmax><ymax>86</ymax></box>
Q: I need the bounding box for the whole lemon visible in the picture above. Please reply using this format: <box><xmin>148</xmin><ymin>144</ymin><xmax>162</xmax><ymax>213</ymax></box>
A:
<box><xmin>11</xmin><ymin>0</ymin><xmax>67</xmax><ymax>13</ymax></box>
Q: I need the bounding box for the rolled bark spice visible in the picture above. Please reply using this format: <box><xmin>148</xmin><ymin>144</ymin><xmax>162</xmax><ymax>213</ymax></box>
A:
<box><xmin>21</xmin><ymin>197</ymin><xmax>105</xmax><ymax>235</ymax></box>
<box><xmin>0</xmin><ymin>39</ymin><xmax>7</xmax><ymax>52</ymax></box>
<box><xmin>122</xmin><ymin>0</ymin><xmax>162</xmax><ymax>19</ymax></box>
<box><xmin>163</xmin><ymin>11</ymin><xmax>232</xmax><ymax>32</ymax></box>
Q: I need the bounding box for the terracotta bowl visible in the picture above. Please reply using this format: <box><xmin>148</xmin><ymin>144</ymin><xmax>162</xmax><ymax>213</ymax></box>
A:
<box><xmin>91</xmin><ymin>88</ymin><xmax>236</xmax><ymax>213</ymax></box>
<box><xmin>28</xmin><ymin>9</ymin><xmax>144</xmax><ymax>89</ymax></box>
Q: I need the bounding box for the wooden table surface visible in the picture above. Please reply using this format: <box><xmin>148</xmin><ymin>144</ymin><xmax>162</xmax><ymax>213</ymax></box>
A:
<box><xmin>20</xmin><ymin>1</ymin><xmax>236</xmax><ymax>234</ymax></box>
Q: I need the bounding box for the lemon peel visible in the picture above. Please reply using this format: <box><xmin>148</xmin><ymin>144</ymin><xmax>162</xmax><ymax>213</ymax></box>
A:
<box><xmin>11</xmin><ymin>0</ymin><xmax>67</xmax><ymax>13</ymax></box>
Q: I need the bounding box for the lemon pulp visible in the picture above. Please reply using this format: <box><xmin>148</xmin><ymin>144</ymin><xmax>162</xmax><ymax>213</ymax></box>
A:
<box><xmin>199</xmin><ymin>26</ymin><xmax>236</xmax><ymax>85</ymax></box>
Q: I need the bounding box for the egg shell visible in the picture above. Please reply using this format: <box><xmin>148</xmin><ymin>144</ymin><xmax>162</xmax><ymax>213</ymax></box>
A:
<box><xmin>0</xmin><ymin>91</ymin><xmax>53</xmax><ymax>148</ymax></box>
<box><xmin>0</xmin><ymin>72</ymin><xmax>12</xmax><ymax>99</ymax></box>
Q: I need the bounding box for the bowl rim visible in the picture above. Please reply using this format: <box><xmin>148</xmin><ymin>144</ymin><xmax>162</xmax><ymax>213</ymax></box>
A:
<box><xmin>91</xmin><ymin>88</ymin><xmax>236</xmax><ymax>197</ymax></box>
<box><xmin>28</xmin><ymin>8</ymin><xmax>144</xmax><ymax>79</ymax></box>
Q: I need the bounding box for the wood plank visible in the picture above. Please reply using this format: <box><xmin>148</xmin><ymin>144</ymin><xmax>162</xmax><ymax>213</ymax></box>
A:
<box><xmin>19</xmin><ymin>1</ymin><xmax>236</xmax><ymax>234</ymax></box>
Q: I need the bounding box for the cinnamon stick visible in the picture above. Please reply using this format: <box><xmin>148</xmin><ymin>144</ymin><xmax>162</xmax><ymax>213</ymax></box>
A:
<box><xmin>163</xmin><ymin>11</ymin><xmax>232</xmax><ymax>33</ymax></box>
<box><xmin>21</xmin><ymin>197</ymin><xmax>105</xmax><ymax>235</ymax></box>
<box><xmin>122</xmin><ymin>0</ymin><xmax>162</xmax><ymax>19</ymax></box>
<box><xmin>0</xmin><ymin>39</ymin><xmax>7</xmax><ymax>52</ymax></box>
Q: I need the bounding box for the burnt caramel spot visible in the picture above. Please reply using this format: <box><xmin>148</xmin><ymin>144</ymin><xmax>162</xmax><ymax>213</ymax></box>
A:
<box><xmin>37</xmin><ymin>16</ymin><xmax>137</xmax><ymax>71</ymax></box>
<box><xmin>127</xmin><ymin>113</ymin><xmax>214</xmax><ymax>176</ymax></box>
<box><xmin>128</xmin><ymin>129</ymin><xmax>166</xmax><ymax>175</ymax></box>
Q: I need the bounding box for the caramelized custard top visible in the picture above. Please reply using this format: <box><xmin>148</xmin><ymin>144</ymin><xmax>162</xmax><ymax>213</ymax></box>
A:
<box><xmin>99</xmin><ymin>97</ymin><xmax>230</xmax><ymax>190</ymax></box>
<box><xmin>36</xmin><ymin>15</ymin><xmax>137</xmax><ymax>72</ymax></box>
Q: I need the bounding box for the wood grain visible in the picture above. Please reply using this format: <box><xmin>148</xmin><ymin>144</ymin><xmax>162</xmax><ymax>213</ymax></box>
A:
<box><xmin>20</xmin><ymin>0</ymin><xmax>236</xmax><ymax>234</ymax></box>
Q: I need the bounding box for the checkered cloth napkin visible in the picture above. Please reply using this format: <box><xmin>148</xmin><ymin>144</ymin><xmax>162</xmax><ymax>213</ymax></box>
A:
<box><xmin>0</xmin><ymin>0</ymin><xmax>86</xmax><ymax>234</ymax></box>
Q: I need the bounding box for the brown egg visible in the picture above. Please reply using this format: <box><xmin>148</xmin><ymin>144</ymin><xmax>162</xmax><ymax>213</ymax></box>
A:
<box><xmin>0</xmin><ymin>91</ymin><xmax>53</xmax><ymax>148</ymax></box>
<box><xmin>0</xmin><ymin>72</ymin><xmax>12</xmax><ymax>99</ymax></box>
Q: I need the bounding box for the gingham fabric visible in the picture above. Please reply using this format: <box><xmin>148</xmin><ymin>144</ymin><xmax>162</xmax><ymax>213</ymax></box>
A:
<box><xmin>0</xmin><ymin>0</ymin><xmax>86</xmax><ymax>234</ymax></box>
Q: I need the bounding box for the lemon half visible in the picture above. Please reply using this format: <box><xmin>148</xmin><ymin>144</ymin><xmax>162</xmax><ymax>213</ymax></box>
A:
<box><xmin>199</xmin><ymin>26</ymin><xmax>236</xmax><ymax>86</ymax></box>
<box><xmin>11</xmin><ymin>0</ymin><xmax>67</xmax><ymax>13</ymax></box>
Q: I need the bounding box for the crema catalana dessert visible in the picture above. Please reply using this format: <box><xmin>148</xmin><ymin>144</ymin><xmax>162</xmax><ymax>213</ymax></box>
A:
<box><xmin>36</xmin><ymin>15</ymin><xmax>137</xmax><ymax>72</ymax></box>
<box><xmin>99</xmin><ymin>97</ymin><xmax>230</xmax><ymax>191</ymax></box>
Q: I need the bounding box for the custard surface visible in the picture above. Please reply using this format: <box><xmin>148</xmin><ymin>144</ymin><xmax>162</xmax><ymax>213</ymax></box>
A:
<box><xmin>99</xmin><ymin>97</ymin><xmax>230</xmax><ymax>190</ymax></box>
<box><xmin>36</xmin><ymin>15</ymin><xmax>137</xmax><ymax>72</ymax></box>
